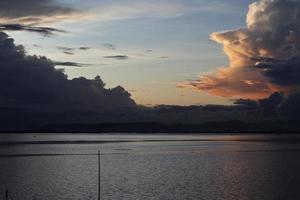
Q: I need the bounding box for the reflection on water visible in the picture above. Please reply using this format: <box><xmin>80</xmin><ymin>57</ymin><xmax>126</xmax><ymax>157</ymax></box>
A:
<box><xmin>1</xmin><ymin>134</ymin><xmax>300</xmax><ymax>200</ymax></box>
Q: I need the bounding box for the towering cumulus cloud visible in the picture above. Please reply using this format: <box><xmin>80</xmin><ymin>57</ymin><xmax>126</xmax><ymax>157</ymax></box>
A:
<box><xmin>0</xmin><ymin>32</ymin><xmax>136</xmax><ymax>130</ymax></box>
<box><xmin>181</xmin><ymin>0</ymin><xmax>300</xmax><ymax>99</ymax></box>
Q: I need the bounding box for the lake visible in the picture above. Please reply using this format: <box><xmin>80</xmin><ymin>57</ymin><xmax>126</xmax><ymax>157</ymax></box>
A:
<box><xmin>1</xmin><ymin>133</ymin><xmax>300</xmax><ymax>200</ymax></box>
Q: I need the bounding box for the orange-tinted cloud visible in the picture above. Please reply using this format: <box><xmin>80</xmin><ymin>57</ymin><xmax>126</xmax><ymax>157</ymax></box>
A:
<box><xmin>178</xmin><ymin>66</ymin><xmax>276</xmax><ymax>99</ymax></box>
<box><xmin>180</xmin><ymin>0</ymin><xmax>300</xmax><ymax>99</ymax></box>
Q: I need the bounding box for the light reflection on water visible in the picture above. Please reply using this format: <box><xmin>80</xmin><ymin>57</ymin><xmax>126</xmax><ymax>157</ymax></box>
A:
<box><xmin>1</xmin><ymin>134</ymin><xmax>300</xmax><ymax>200</ymax></box>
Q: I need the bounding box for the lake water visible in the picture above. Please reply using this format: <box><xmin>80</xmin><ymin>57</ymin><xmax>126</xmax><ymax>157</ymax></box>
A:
<box><xmin>1</xmin><ymin>133</ymin><xmax>300</xmax><ymax>200</ymax></box>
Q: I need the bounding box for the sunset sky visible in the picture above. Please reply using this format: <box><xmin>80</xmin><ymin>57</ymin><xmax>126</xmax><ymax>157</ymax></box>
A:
<box><xmin>0</xmin><ymin>0</ymin><xmax>300</xmax><ymax>129</ymax></box>
<box><xmin>6</xmin><ymin>0</ymin><xmax>257</xmax><ymax>106</ymax></box>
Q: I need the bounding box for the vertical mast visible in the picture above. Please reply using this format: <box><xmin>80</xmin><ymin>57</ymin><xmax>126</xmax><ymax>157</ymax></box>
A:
<box><xmin>98</xmin><ymin>150</ymin><xmax>101</xmax><ymax>200</ymax></box>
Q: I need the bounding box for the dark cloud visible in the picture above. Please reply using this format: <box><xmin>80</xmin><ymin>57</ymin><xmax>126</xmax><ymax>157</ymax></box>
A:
<box><xmin>79</xmin><ymin>47</ymin><xmax>91</xmax><ymax>50</ymax></box>
<box><xmin>139</xmin><ymin>92</ymin><xmax>300</xmax><ymax>126</ymax></box>
<box><xmin>0</xmin><ymin>24</ymin><xmax>66</xmax><ymax>36</ymax></box>
<box><xmin>0</xmin><ymin>32</ymin><xmax>136</xmax><ymax>130</ymax></box>
<box><xmin>104</xmin><ymin>55</ymin><xmax>129</xmax><ymax>60</ymax></box>
<box><xmin>233</xmin><ymin>99</ymin><xmax>258</xmax><ymax>108</ymax></box>
<box><xmin>280</xmin><ymin>93</ymin><xmax>300</xmax><ymax>118</ymax></box>
<box><xmin>57</xmin><ymin>46</ymin><xmax>75</xmax><ymax>52</ymax></box>
<box><xmin>140</xmin><ymin>104</ymin><xmax>263</xmax><ymax>125</ymax></box>
<box><xmin>255</xmin><ymin>56</ymin><xmax>300</xmax><ymax>87</ymax></box>
<box><xmin>0</xmin><ymin>0</ymin><xmax>78</xmax><ymax>25</ymax></box>
<box><xmin>57</xmin><ymin>46</ymin><xmax>91</xmax><ymax>55</ymax></box>
<box><xmin>62</xmin><ymin>51</ymin><xmax>75</xmax><ymax>55</ymax></box>
<box><xmin>232</xmin><ymin>92</ymin><xmax>284</xmax><ymax>115</ymax></box>
<box><xmin>258</xmin><ymin>92</ymin><xmax>283</xmax><ymax>114</ymax></box>
<box><xmin>102</xmin><ymin>43</ymin><xmax>116</xmax><ymax>50</ymax></box>
<box><xmin>54</xmin><ymin>61</ymin><xmax>85</xmax><ymax>67</ymax></box>
<box><xmin>0</xmin><ymin>0</ymin><xmax>80</xmax><ymax>35</ymax></box>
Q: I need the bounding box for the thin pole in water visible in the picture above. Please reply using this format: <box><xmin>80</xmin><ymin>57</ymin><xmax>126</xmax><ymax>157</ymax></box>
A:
<box><xmin>5</xmin><ymin>190</ymin><xmax>8</xmax><ymax>200</ymax></box>
<box><xmin>98</xmin><ymin>150</ymin><xmax>100</xmax><ymax>200</ymax></box>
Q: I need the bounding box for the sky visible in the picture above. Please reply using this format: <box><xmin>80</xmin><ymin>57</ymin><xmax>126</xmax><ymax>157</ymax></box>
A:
<box><xmin>6</xmin><ymin>0</ymin><xmax>257</xmax><ymax>106</ymax></box>
<box><xmin>1</xmin><ymin>0</ymin><xmax>300</xmax><ymax>130</ymax></box>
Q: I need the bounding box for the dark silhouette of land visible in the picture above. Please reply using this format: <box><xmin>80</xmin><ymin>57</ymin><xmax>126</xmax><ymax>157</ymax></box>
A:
<box><xmin>1</xmin><ymin>120</ymin><xmax>300</xmax><ymax>134</ymax></box>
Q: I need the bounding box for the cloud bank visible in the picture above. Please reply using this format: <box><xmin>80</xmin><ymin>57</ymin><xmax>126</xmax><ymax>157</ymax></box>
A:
<box><xmin>181</xmin><ymin>0</ymin><xmax>300</xmax><ymax>99</ymax></box>
<box><xmin>0</xmin><ymin>30</ymin><xmax>299</xmax><ymax>131</ymax></box>
<box><xmin>0</xmin><ymin>0</ymin><xmax>83</xmax><ymax>36</ymax></box>
<box><xmin>0</xmin><ymin>32</ymin><xmax>136</xmax><ymax>129</ymax></box>
<box><xmin>0</xmin><ymin>0</ymin><xmax>78</xmax><ymax>25</ymax></box>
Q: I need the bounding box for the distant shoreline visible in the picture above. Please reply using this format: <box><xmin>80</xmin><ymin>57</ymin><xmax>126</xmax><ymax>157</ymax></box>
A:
<box><xmin>2</xmin><ymin>136</ymin><xmax>300</xmax><ymax>146</ymax></box>
<box><xmin>1</xmin><ymin>120</ymin><xmax>300</xmax><ymax>134</ymax></box>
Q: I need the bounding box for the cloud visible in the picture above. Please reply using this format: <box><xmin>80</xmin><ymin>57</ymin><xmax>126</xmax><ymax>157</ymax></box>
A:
<box><xmin>258</xmin><ymin>91</ymin><xmax>283</xmax><ymax>114</ymax></box>
<box><xmin>233</xmin><ymin>91</ymin><xmax>300</xmax><ymax>118</ymax></box>
<box><xmin>57</xmin><ymin>46</ymin><xmax>75</xmax><ymax>55</ymax></box>
<box><xmin>0</xmin><ymin>0</ymin><xmax>85</xmax><ymax>36</ymax></box>
<box><xmin>178</xmin><ymin>66</ymin><xmax>274</xmax><ymax>99</ymax></box>
<box><xmin>104</xmin><ymin>55</ymin><xmax>129</xmax><ymax>60</ymax></box>
<box><xmin>57</xmin><ymin>46</ymin><xmax>75</xmax><ymax>51</ymax></box>
<box><xmin>0</xmin><ymin>24</ymin><xmax>66</xmax><ymax>36</ymax></box>
<box><xmin>54</xmin><ymin>61</ymin><xmax>85</xmax><ymax>67</ymax></box>
<box><xmin>280</xmin><ymin>92</ymin><xmax>300</xmax><ymax>118</ymax></box>
<box><xmin>102</xmin><ymin>43</ymin><xmax>116</xmax><ymax>50</ymax></box>
<box><xmin>133</xmin><ymin>91</ymin><xmax>300</xmax><ymax>127</ymax></box>
<box><xmin>79</xmin><ymin>47</ymin><xmax>91</xmax><ymax>50</ymax></box>
<box><xmin>233</xmin><ymin>98</ymin><xmax>258</xmax><ymax>108</ymax></box>
<box><xmin>0</xmin><ymin>32</ymin><xmax>136</xmax><ymax>129</ymax></box>
<box><xmin>255</xmin><ymin>56</ymin><xmax>300</xmax><ymax>87</ymax></box>
<box><xmin>57</xmin><ymin>46</ymin><xmax>92</xmax><ymax>55</ymax></box>
<box><xmin>181</xmin><ymin>0</ymin><xmax>300</xmax><ymax>99</ymax></box>
<box><xmin>0</xmin><ymin>0</ymin><xmax>79</xmax><ymax>25</ymax></box>
<box><xmin>62</xmin><ymin>51</ymin><xmax>75</xmax><ymax>55</ymax></box>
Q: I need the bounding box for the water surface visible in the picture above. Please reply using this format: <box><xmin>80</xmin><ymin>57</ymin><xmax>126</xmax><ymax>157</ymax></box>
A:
<box><xmin>1</xmin><ymin>134</ymin><xmax>300</xmax><ymax>200</ymax></box>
